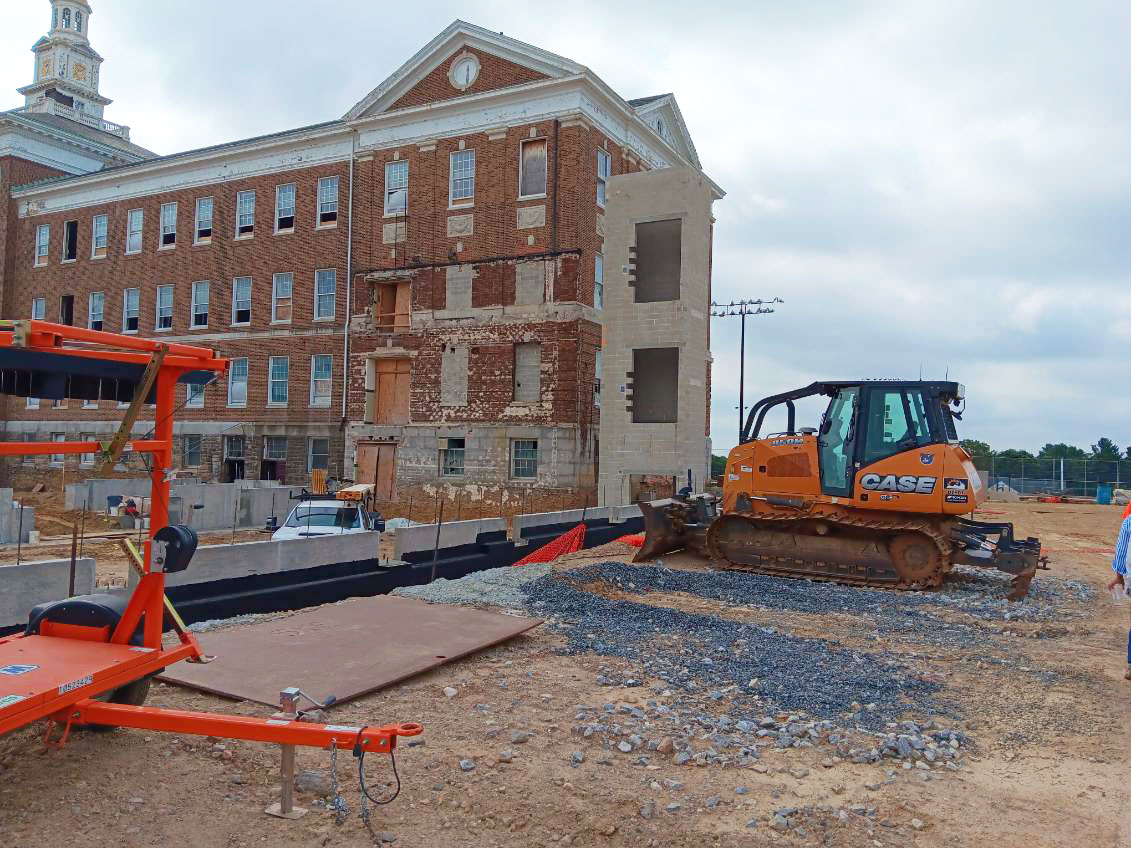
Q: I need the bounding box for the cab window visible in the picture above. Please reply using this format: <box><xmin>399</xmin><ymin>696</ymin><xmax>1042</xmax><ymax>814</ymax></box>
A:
<box><xmin>862</xmin><ymin>388</ymin><xmax>935</xmax><ymax>464</ymax></box>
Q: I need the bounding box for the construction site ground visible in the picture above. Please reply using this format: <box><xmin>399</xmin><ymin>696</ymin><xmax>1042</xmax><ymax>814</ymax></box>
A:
<box><xmin>1</xmin><ymin>501</ymin><xmax>1129</xmax><ymax>847</ymax></box>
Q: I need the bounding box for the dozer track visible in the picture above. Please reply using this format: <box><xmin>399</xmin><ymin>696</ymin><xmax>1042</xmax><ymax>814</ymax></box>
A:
<box><xmin>703</xmin><ymin>509</ymin><xmax>953</xmax><ymax>592</ymax></box>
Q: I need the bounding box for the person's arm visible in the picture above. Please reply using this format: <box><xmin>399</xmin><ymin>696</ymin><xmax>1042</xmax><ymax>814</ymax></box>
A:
<box><xmin>1110</xmin><ymin>518</ymin><xmax>1131</xmax><ymax>590</ymax></box>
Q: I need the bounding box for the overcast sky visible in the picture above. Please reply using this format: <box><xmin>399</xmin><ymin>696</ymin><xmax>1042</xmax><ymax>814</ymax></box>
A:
<box><xmin>4</xmin><ymin>1</ymin><xmax>1127</xmax><ymax>455</ymax></box>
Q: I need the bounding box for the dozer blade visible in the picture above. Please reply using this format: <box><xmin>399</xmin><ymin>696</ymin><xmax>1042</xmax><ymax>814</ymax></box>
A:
<box><xmin>951</xmin><ymin>518</ymin><xmax>1045</xmax><ymax>601</ymax></box>
<box><xmin>634</xmin><ymin>497</ymin><xmax>714</xmax><ymax>562</ymax></box>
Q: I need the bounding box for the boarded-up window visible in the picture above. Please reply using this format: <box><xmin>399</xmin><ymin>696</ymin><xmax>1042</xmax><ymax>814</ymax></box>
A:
<box><xmin>376</xmin><ymin>281</ymin><xmax>411</xmax><ymax>332</ymax></box>
<box><xmin>519</xmin><ymin>139</ymin><xmax>547</xmax><ymax>198</ymax></box>
<box><xmin>631</xmin><ymin>347</ymin><xmax>679</xmax><ymax>423</ymax></box>
<box><xmin>515</xmin><ymin>261</ymin><xmax>545</xmax><ymax>306</ymax></box>
<box><xmin>632</xmin><ymin>219</ymin><xmax>682</xmax><ymax>303</ymax></box>
<box><xmin>445</xmin><ymin>266</ymin><xmax>473</xmax><ymax>311</ymax></box>
<box><xmin>369</xmin><ymin>358</ymin><xmax>411</xmax><ymax>424</ymax></box>
<box><xmin>440</xmin><ymin>346</ymin><xmax>469</xmax><ymax>407</ymax></box>
<box><xmin>513</xmin><ymin>343</ymin><xmax>541</xmax><ymax>403</ymax></box>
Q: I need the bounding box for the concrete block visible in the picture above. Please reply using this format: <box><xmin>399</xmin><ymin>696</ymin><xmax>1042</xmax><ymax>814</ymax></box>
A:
<box><xmin>1</xmin><ymin>557</ymin><xmax>96</xmax><ymax>628</ymax></box>
<box><xmin>513</xmin><ymin>507</ymin><xmax>612</xmax><ymax>537</ymax></box>
<box><xmin>393</xmin><ymin>518</ymin><xmax>507</xmax><ymax>558</ymax></box>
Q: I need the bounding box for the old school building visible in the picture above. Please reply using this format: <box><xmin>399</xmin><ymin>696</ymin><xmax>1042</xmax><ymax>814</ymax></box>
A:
<box><xmin>0</xmin><ymin>2</ymin><xmax>722</xmax><ymax>509</ymax></box>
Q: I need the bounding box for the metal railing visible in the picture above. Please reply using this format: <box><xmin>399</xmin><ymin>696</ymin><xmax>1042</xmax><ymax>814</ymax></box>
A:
<box><xmin>14</xmin><ymin>102</ymin><xmax>131</xmax><ymax>140</ymax></box>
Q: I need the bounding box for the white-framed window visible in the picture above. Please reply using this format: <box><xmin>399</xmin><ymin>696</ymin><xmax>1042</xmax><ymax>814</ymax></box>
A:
<box><xmin>182</xmin><ymin>434</ymin><xmax>202</xmax><ymax>467</ymax></box>
<box><xmin>440</xmin><ymin>438</ymin><xmax>466</xmax><ymax>477</ymax></box>
<box><xmin>268</xmin><ymin>356</ymin><xmax>289</xmax><ymax>406</ymax></box>
<box><xmin>264</xmin><ymin>436</ymin><xmax>288</xmax><ymax>461</ymax></box>
<box><xmin>308</xmin><ymin>437</ymin><xmax>330</xmax><ymax>472</ymax></box>
<box><xmin>597</xmin><ymin>148</ymin><xmax>611</xmax><ymax>207</ymax></box>
<box><xmin>92</xmin><ymin>214</ymin><xmax>108</xmax><ymax>258</ymax></box>
<box><xmin>27</xmin><ymin>397</ymin><xmax>40</xmax><ymax>410</ymax></box>
<box><xmin>519</xmin><ymin>138</ymin><xmax>548</xmax><ymax>198</ymax></box>
<box><xmin>384</xmin><ymin>161</ymin><xmax>408</xmax><ymax>216</ymax></box>
<box><xmin>88</xmin><ymin>291</ymin><xmax>104</xmax><ymax>331</ymax></box>
<box><xmin>272</xmin><ymin>272</ymin><xmax>293</xmax><ymax>323</ymax></box>
<box><xmin>195</xmin><ymin>197</ymin><xmax>213</xmax><ymax>243</ymax></box>
<box><xmin>50</xmin><ymin>433</ymin><xmax>66</xmax><ymax>466</ymax></box>
<box><xmin>160</xmin><ymin>202</ymin><xmax>177</xmax><ymax>247</ymax></box>
<box><xmin>227</xmin><ymin>357</ymin><xmax>248</xmax><ymax>407</ymax></box>
<box><xmin>225</xmin><ymin>435</ymin><xmax>246</xmax><ymax>460</ymax></box>
<box><xmin>236</xmin><ymin>190</ymin><xmax>255</xmax><ymax>237</ymax></box>
<box><xmin>62</xmin><ymin>220</ymin><xmax>78</xmax><ymax>261</ymax></box>
<box><xmin>31</xmin><ymin>297</ymin><xmax>45</xmax><ymax>320</ymax></box>
<box><xmin>449</xmin><ymin>150</ymin><xmax>475</xmax><ymax>205</ymax></box>
<box><xmin>82</xmin><ymin>398</ymin><xmax>98</xmax><ymax>410</ymax></box>
<box><xmin>275</xmin><ymin>183</ymin><xmax>295</xmax><ymax>233</ymax></box>
<box><xmin>126</xmin><ymin>208</ymin><xmax>143</xmax><ymax>254</ymax></box>
<box><xmin>186</xmin><ymin>382</ymin><xmax>205</xmax><ymax>408</ymax></box>
<box><xmin>155</xmin><ymin>285</ymin><xmax>174</xmax><ymax>331</ymax></box>
<box><xmin>35</xmin><ymin>224</ymin><xmax>50</xmax><ymax>266</ymax></box>
<box><xmin>314</xmin><ymin>269</ymin><xmax>336</xmax><ymax>320</ymax></box>
<box><xmin>231</xmin><ymin>277</ymin><xmax>252</xmax><ymax>325</ymax></box>
<box><xmin>122</xmin><ymin>288</ymin><xmax>140</xmax><ymax>333</ymax></box>
<box><xmin>191</xmin><ymin>281</ymin><xmax>209</xmax><ymax>328</ymax></box>
<box><xmin>80</xmin><ymin>434</ymin><xmax>96</xmax><ymax>465</ymax></box>
<box><xmin>310</xmin><ymin>354</ymin><xmax>332</xmax><ymax>407</ymax></box>
<box><xmin>511</xmin><ymin>439</ymin><xmax>538</xmax><ymax>479</ymax></box>
<box><xmin>594</xmin><ymin>349</ymin><xmax>603</xmax><ymax>407</ymax></box>
<box><xmin>318</xmin><ymin>176</ymin><xmax>339</xmax><ymax>226</ymax></box>
<box><xmin>594</xmin><ymin>253</ymin><xmax>604</xmax><ymax>310</ymax></box>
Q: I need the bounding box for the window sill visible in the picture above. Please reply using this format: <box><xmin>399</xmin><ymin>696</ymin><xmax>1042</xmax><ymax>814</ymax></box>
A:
<box><xmin>234</xmin><ymin>234</ymin><xmax>254</xmax><ymax>241</ymax></box>
<box><xmin>125</xmin><ymin>250</ymin><xmax>142</xmax><ymax>257</ymax></box>
<box><xmin>230</xmin><ymin>322</ymin><xmax>251</xmax><ymax>329</ymax></box>
<box><xmin>316</xmin><ymin>221</ymin><xmax>339</xmax><ymax>230</ymax></box>
<box><xmin>226</xmin><ymin>404</ymin><xmax>247</xmax><ymax>409</ymax></box>
<box><xmin>274</xmin><ymin>229</ymin><xmax>295</xmax><ymax>237</ymax></box>
<box><xmin>91</xmin><ymin>254</ymin><xmax>107</xmax><ymax>261</ymax></box>
<box><xmin>313</xmin><ymin>316</ymin><xmax>336</xmax><ymax>323</ymax></box>
<box><xmin>61</xmin><ymin>258</ymin><xmax>77</xmax><ymax>264</ymax></box>
<box><xmin>190</xmin><ymin>324</ymin><xmax>209</xmax><ymax>331</ymax></box>
<box><xmin>517</xmin><ymin>193</ymin><xmax>547</xmax><ymax>202</ymax></box>
<box><xmin>270</xmin><ymin>319</ymin><xmax>292</xmax><ymax>326</ymax></box>
<box><xmin>34</xmin><ymin>262</ymin><xmax>48</xmax><ymax>268</ymax></box>
<box><xmin>155</xmin><ymin>327</ymin><xmax>172</xmax><ymax>333</ymax></box>
<box><xmin>193</xmin><ymin>239</ymin><xmax>212</xmax><ymax>247</ymax></box>
<box><xmin>122</xmin><ymin>330</ymin><xmax>139</xmax><ymax>335</ymax></box>
<box><xmin>448</xmin><ymin>202</ymin><xmax>474</xmax><ymax>211</ymax></box>
<box><xmin>158</xmin><ymin>244</ymin><xmax>176</xmax><ymax>251</ymax></box>
<box><xmin>267</xmin><ymin>403</ymin><xmax>289</xmax><ymax>409</ymax></box>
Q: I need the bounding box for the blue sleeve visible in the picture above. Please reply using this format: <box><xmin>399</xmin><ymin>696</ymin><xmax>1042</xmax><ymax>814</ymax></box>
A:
<box><xmin>1113</xmin><ymin>517</ymin><xmax>1131</xmax><ymax>575</ymax></box>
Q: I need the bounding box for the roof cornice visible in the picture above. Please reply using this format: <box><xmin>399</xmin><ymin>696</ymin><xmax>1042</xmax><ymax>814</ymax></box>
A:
<box><xmin>0</xmin><ymin>112</ymin><xmax>139</xmax><ymax>167</ymax></box>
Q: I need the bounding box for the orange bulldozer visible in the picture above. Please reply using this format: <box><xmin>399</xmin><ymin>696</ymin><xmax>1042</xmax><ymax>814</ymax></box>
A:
<box><xmin>636</xmin><ymin>380</ymin><xmax>1045</xmax><ymax>600</ymax></box>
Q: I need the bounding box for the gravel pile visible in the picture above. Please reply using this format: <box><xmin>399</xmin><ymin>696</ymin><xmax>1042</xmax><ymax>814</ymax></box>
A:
<box><xmin>392</xmin><ymin>563</ymin><xmax>551</xmax><ymax>608</ymax></box>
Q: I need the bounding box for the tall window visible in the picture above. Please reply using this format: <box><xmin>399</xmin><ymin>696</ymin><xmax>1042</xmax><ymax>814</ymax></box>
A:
<box><xmin>449</xmin><ymin>150</ymin><xmax>475</xmax><ymax>204</ymax></box>
<box><xmin>594</xmin><ymin>349</ymin><xmax>603</xmax><ymax>407</ymax></box>
<box><xmin>309</xmin><ymin>438</ymin><xmax>330</xmax><ymax>472</ymax></box>
<box><xmin>310</xmin><ymin>354</ymin><xmax>332</xmax><ymax>407</ymax></box>
<box><xmin>92</xmin><ymin>214</ymin><xmax>108</xmax><ymax>258</ymax></box>
<box><xmin>227</xmin><ymin>358</ymin><xmax>248</xmax><ymax>407</ymax></box>
<box><xmin>186</xmin><ymin>382</ymin><xmax>205</xmax><ymax>409</ymax></box>
<box><xmin>318</xmin><ymin>176</ymin><xmax>339</xmax><ymax>225</ymax></box>
<box><xmin>35</xmin><ymin>224</ymin><xmax>49</xmax><ymax>266</ymax></box>
<box><xmin>88</xmin><ymin>292</ymin><xmax>104</xmax><ymax>331</ymax></box>
<box><xmin>62</xmin><ymin>220</ymin><xmax>78</xmax><ymax>261</ymax></box>
<box><xmin>384</xmin><ymin>161</ymin><xmax>408</xmax><ymax>215</ymax></box>
<box><xmin>236</xmin><ymin>190</ymin><xmax>255</xmax><ymax>237</ymax></box>
<box><xmin>31</xmin><ymin>297</ymin><xmax>45</xmax><ymax>320</ymax></box>
<box><xmin>519</xmin><ymin>139</ymin><xmax>548</xmax><ymax>198</ymax></box>
<box><xmin>594</xmin><ymin>253</ymin><xmax>604</xmax><ymax>310</ymax></box>
<box><xmin>314</xmin><ymin>269</ymin><xmax>336</xmax><ymax>320</ymax></box>
<box><xmin>27</xmin><ymin>397</ymin><xmax>40</xmax><ymax>410</ymax></box>
<box><xmin>126</xmin><ymin>208</ymin><xmax>143</xmax><ymax>254</ymax></box>
<box><xmin>275</xmin><ymin>183</ymin><xmax>295</xmax><ymax>232</ymax></box>
<box><xmin>75</xmin><ymin>10</ymin><xmax>82</xmax><ymax>32</ymax></box>
<box><xmin>122</xmin><ymin>288</ymin><xmax>140</xmax><ymax>332</ymax></box>
<box><xmin>155</xmin><ymin>285</ymin><xmax>174</xmax><ymax>331</ymax></box>
<box><xmin>511</xmin><ymin>439</ymin><xmax>538</xmax><ymax>479</ymax></box>
<box><xmin>272</xmin><ymin>273</ymin><xmax>293</xmax><ymax>323</ymax></box>
<box><xmin>160</xmin><ymin>202</ymin><xmax>177</xmax><ymax>247</ymax></box>
<box><xmin>264</xmin><ymin>437</ymin><xmax>288</xmax><ymax>461</ymax></box>
<box><xmin>268</xmin><ymin>357</ymin><xmax>289</xmax><ymax>406</ymax></box>
<box><xmin>183</xmin><ymin>435</ymin><xmax>202</xmax><ymax>466</ymax></box>
<box><xmin>195</xmin><ymin>197</ymin><xmax>213</xmax><ymax>243</ymax></box>
<box><xmin>51</xmin><ymin>433</ymin><xmax>66</xmax><ymax>465</ymax></box>
<box><xmin>597</xmin><ymin>148</ymin><xmax>611</xmax><ymax>207</ymax></box>
<box><xmin>191</xmin><ymin>281</ymin><xmax>209</xmax><ymax>328</ymax></box>
<box><xmin>62</xmin><ymin>8</ymin><xmax>71</xmax><ymax>28</ymax></box>
<box><xmin>231</xmin><ymin>277</ymin><xmax>252</xmax><ymax>325</ymax></box>
<box><xmin>440</xmin><ymin>438</ymin><xmax>466</xmax><ymax>477</ymax></box>
<box><xmin>80</xmin><ymin>435</ymin><xmax>96</xmax><ymax>465</ymax></box>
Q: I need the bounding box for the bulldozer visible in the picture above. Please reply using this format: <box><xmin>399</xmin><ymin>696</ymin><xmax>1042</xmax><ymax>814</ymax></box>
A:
<box><xmin>635</xmin><ymin>380</ymin><xmax>1044</xmax><ymax>600</ymax></box>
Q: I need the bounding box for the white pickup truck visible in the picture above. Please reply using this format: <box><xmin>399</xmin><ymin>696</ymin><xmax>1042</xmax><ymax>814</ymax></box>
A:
<box><xmin>271</xmin><ymin>490</ymin><xmax>385</xmax><ymax>541</ymax></box>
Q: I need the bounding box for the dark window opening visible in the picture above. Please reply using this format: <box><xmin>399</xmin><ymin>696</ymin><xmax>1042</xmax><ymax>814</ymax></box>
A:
<box><xmin>320</xmin><ymin>209</ymin><xmax>337</xmax><ymax>225</ymax></box>
<box><xmin>630</xmin><ymin>347</ymin><xmax>679</xmax><ymax>423</ymax></box>
<box><xmin>59</xmin><ymin>295</ymin><xmax>74</xmax><ymax>326</ymax></box>
<box><xmin>277</xmin><ymin>214</ymin><xmax>294</xmax><ymax>231</ymax></box>
<box><xmin>162</xmin><ymin>231</ymin><xmax>176</xmax><ymax>247</ymax></box>
<box><xmin>197</xmin><ymin>224</ymin><xmax>212</xmax><ymax>240</ymax></box>
<box><xmin>62</xmin><ymin>221</ymin><xmax>77</xmax><ymax>261</ymax></box>
<box><xmin>631</xmin><ymin>219</ymin><xmax>682</xmax><ymax>303</ymax></box>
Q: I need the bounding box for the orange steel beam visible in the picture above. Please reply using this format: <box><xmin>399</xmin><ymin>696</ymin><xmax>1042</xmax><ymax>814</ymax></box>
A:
<box><xmin>0</xmin><ymin>440</ymin><xmax>169</xmax><ymax>457</ymax></box>
<box><xmin>64</xmin><ymin>701</ymin><xmax>423</xmax><ymax>752</ymax></box>
<box><xmin>0</xmin><ymin>319</ymin><xmax>222</xmax><ymax>360</ymax></box>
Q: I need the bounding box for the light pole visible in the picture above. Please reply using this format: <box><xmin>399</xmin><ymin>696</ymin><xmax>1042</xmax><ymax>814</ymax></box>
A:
<box><xmin>710</xmin><ymin>298</ymin><xmax>784</xmax><ymax>442</ymax></box>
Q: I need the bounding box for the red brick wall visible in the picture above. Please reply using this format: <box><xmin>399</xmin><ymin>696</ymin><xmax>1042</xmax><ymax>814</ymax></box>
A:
<box><xmin>389</xmin><ymin>49</ymin><xmax>548</xmax><ymax>111</ymax></box>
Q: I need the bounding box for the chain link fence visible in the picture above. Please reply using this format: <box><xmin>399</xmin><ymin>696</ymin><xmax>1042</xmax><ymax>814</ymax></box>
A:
<box><xmin>971</xmin><ymin>457</ymin><xmax>1130</xmax><ymax>498</ymax></box>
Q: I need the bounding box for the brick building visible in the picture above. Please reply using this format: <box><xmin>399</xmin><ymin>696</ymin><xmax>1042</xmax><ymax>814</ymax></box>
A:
<box><xmin>1</xmin><ymin>6</ymin><xmax>722</xmax><ymax>510</ymax></box>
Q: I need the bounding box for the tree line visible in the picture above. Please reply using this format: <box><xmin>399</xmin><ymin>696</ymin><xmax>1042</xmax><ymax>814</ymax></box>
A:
<box><xmin>958</xmin><ymin>437</ymin><xmax>1127</xmax><ymax>462</ymax></box>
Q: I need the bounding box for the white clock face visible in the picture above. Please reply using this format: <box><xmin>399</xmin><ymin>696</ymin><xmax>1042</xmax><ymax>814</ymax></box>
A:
<box><xmin>451</xmin><ymin>56</ymin><xmax>479</xmax><ymax>90</ymax></box>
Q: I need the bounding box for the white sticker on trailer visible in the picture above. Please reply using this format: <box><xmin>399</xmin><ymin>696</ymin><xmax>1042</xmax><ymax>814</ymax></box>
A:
<box><xmin>58</xmin><ymin>675</ymin><xmax>93</xmax><ymax>695</ymax></box>
<box><xmin>325</xmin><ymin>725</ymin><xmax>361</xmax><ymax>734</ymax></box>
<box><xmin>0</xmin><ymin>664</ymin><xmax>39</xmax><ymax>676</ymax></box>
<box><xmin>0</xmin><ymin>694</ymin><xmax>27</xmax><ymax>709</ymax></box>
<box><xmin>740</xmin><ymin>466</ymin><xmax>753</xmax><ymax>473</ymax></box>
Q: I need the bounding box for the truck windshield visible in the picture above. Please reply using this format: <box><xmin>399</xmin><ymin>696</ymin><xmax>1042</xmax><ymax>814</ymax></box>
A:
<box><xmin>286</xmin><ymin>506</ymin><xmax>361</xmax><ymax>529</ymax></box>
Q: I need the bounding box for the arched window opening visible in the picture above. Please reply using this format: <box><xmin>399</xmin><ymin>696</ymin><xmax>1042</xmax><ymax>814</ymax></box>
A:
<box><xmin>62</xmin><ymin>8</ymin><xmax>71</xmax><ymax>28</ymax></box>
<box><xmin>53</xmin><ymin>8</ymin><xmax>58</xmax><ymax>29</ymax></box>
<box><xmin>76</xmin><ymin>11</ymin><xmax>83</xmax><ymax>32</ymax></box>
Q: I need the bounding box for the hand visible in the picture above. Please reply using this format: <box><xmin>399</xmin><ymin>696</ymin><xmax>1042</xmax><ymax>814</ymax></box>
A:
<box><xmin>1109</xmin><ymin>575</ymin><xmax>1125</xmax><ymax>592</ymax></box>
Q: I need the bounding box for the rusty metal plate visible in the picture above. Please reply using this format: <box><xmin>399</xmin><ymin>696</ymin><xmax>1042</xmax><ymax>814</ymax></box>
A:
<box><xmin>158</xmin><ymin>596</ymin><xmax>541</xmax><ymax>707</ymax></box>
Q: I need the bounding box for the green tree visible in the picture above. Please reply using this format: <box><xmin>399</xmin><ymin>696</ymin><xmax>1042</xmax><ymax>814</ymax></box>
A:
<box><xmin>710</xmin><ymin>454</ymin><xmax>728</xmax><ymax>477</ymax></box>
<box><xmin>1037</xmin><ymin>443</ymin><xmax>1086</xmax><ymax>460</ymax></box>
<box><xmin>995</xmin><ymin>449</ymin><xmax>1035</xmax><ymax>460</ymax></box>
<box><xmin>1091</xmin><ymin>437</ymin><xmax>1121</xmax><ymax>461</ymax></box>
<box><xmin>959</xmin><ymin>439</ymin><xmax>993</xmax><ymax>457</ymax></box>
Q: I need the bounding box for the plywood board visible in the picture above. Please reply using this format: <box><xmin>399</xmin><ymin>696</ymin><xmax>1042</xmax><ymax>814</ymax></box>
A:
<box><xmin>159</xmin><ymin>595</ymin><xmax>541</xmax><ymax>707</ymax></box>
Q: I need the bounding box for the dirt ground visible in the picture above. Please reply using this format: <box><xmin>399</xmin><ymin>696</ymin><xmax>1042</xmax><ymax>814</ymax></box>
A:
<box><xmin>1</xmin><ymin>501</ymin><xmax>1129</xmax><ymax>847</ymax></box>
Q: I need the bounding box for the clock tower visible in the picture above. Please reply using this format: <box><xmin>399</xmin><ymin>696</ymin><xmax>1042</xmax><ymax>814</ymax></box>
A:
<box><xmin>17</xmin><ymin>1</ymin><xmax>113</xmax><ymax>124</ymax></box>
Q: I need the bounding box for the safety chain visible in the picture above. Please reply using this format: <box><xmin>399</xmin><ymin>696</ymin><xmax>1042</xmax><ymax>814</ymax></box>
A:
<box><xmin>328</xmin><ymin>743</ymin><xmax>349</xmax><ymax>824</ymax></box>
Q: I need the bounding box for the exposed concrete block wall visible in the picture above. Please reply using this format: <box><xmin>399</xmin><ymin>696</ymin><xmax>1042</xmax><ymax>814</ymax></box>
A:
<box><xmin>1</xmin><ymin>557</ymin><xmax>95</xmax><ymax>628</ymax></box>
<box><xmin>0</xmin><ymin>489</ymin><xmax>36</xmax><ymax>544</ymax></box>
<box><xmin>393</xmin><ymin>518</ymin><xmax>507</xmax><ymax>558</ymax></box>
<box><xmin>598</xmin><ymin>167</ymin><xmax>715</xmax><ymax>506</ymax></box>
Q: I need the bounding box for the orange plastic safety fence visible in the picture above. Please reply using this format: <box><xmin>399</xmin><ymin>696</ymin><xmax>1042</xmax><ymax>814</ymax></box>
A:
<box><xmin>513</xmin><ymin>523</ymin><xmax>587</xmax><ymax>566</ymax></box>
<box><xmin>616</xmin><ymin>533</ymin><xmax>645</xmax><ymax>547</ymax></box>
